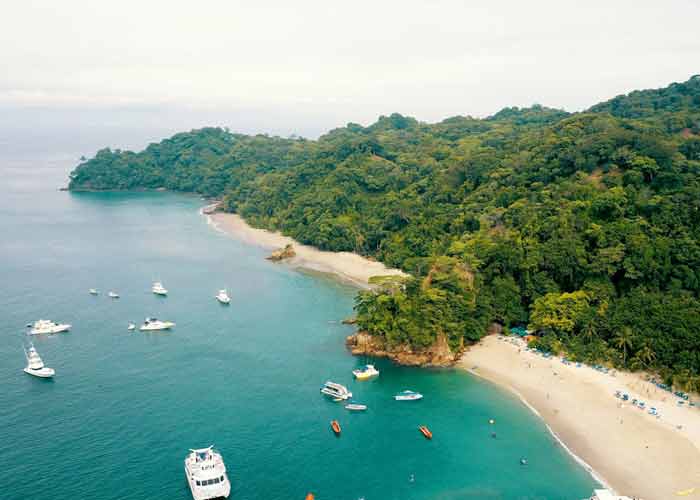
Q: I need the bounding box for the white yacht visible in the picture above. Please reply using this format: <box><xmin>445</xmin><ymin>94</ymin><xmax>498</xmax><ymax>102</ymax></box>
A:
<box><xmin>215</xmin><ymin>289</ymin><xmax>231</xmax><ymax>304</ymax></box>
<box><xmin>320</xmin><ymin>381</ymin><xmax>352</xmax><ymax>400</ymax></box>
<box><xmin>108</xmin><ymin>291</ymin><xmax>120</xmax><ymax>299</ymax></box>
<box><xmin>352</xmin><ymin>364</ymin><xmax>380</xmax><ymax>380</ymax></box>
<box><xmin>28</xmin><ymin>319</ymin><xmax>71</xmax><ymax>335</ymax></box>
<box><xmin>184</xmin><ymin>446</ymin><xmax>231</xmax><ymax>500</ymax></box>
<box><xmin>127</xmin><ymin>323</ymin><xmax>136</xmax><ymax>331</ymax></box>
<box><xmin>23</xmin><ymin>344</ymin><xmax>55</xmax><ymax>378</ymax></box>
<box><xmin>89</xmin><ymin>288</ymin><xmax>99</xmax><ymax>295</ymax></box>
<box><xmin>394</xmin><ymin>390</ymin><xmax>423</xmax><ymax>401</ymax></box>
<box><xmin>139</xmin><ymin>317</ymin><xmax>175</xmax><ymax>331</ymax></box>
<box><xmin>152</xmin><ymin>282</ymin><xmax>168</xmax><ymax>296</ymax></box>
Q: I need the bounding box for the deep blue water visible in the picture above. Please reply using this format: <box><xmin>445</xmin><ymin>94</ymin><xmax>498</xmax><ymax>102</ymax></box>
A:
<box><xmin>0</xmin><ymin>148</ymin><xmax>597</xmax><ymax>499</ymax></box>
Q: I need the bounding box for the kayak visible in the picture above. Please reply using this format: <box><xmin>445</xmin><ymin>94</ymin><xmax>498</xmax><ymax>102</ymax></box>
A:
<box><xmin>419</xmin><ymin>425</ymin><xmax>432</xmax><ymax>439</ymax></box>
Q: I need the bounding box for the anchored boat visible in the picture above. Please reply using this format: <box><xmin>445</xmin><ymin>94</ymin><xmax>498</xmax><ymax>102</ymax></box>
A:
<box><xmin>352</xmin><ymin>364</ymin><xmax>379</xmax><ymax>380</ymax></box>
<box><xmin>139</xmin><ymin>317</ymin><xmax>175</xmax><ymax>331</ymax></box>
<box><xmin>184</xmin><ymin>446</ymin><xmax>231</xmax><ymax>500</ymax></box>
<box><xmin>28</xmin><ymin>319</ymin><xmax>71</xmax><ymax>335</ymax></box>
<box><xmin>330</xmin><ymin>420</ymin><xmax>341</xmax><ymax>435</ymax></box>
<box><xmin>23</xmin><ymin>344</ymin><xmax>55</xmax><ymax>378</ymax></box>
<box><xmin>215</xmin><ymin>289</ymin><xmax>231</xmax><ymax>304</ymax></box>
<box><xmin>394</xmin><ymin>390</ymin><xmax>423</xmax><ymax>401</ymax></box>
<box><xmin>345</xmin><ymin>403</ymin><xmax>367</xmax><ymax>411</ymax></box>
<box><xmin>152</xmin><ymin>281</ymin><xmax>168</xmax><ymax>296</ymax></box>
<box><xmin>320</xmin><ymin>381</ymin><xmax>352</xmax><ymax>400</ymax></box>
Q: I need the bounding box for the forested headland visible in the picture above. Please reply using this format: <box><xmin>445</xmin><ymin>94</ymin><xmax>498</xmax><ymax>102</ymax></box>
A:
<box><xmin>69</xmin><ymin>76</ymin><xmax>700</xmax><ymax>388</ymax></box>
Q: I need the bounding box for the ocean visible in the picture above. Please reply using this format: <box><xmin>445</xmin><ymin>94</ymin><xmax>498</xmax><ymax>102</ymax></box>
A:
<box><xmin>0</xmin><ymin>142</ymin><xmax>598</xmax><ymax>500</ymax></box>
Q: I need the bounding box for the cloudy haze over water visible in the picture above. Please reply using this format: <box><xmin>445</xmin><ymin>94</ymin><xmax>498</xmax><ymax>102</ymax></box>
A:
<box><xmin>1</xmin><ymin>0</ymin><xmax>699</xmax><ymax>145</ymax></box>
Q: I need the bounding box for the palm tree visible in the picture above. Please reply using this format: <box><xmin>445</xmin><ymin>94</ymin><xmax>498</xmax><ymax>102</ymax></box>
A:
<box><xmin>637</xmin><ymin>344</ymin><xmax>656</xmax><ymax>367</ymax></box>
<box><xmin>613</xmin><ymin>326</ymin><xmax>634</xmax><ymax>366</ymax></box>
<box><xmin>581</xmin><ymin>320</ymin><xmax>597</xmax><ymax>342</ymax></box>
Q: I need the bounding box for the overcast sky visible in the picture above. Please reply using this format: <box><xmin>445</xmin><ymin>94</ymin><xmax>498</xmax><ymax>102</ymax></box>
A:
<box><xmin>1</xmin><ymin>0</ymin><xmax>699</xmax><ymax>142</ymax></box>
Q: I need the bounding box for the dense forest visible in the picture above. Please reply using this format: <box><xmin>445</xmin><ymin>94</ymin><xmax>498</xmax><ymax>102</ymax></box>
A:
<box><xmin>69</xmin><ymin>76</ymin><xmax>700</xmax><ymax>389</ymax></box>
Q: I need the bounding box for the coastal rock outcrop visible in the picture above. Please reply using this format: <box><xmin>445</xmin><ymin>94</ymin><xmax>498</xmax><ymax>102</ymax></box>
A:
<box><xmin>345</xmin><ymin>331</ymin><xmax>459</xmax><ymax>367</ymax></box>
<box><xmin>266</xmin><ymin>244</ymin><xmax>296</xmax><ymax>261</ymax></box>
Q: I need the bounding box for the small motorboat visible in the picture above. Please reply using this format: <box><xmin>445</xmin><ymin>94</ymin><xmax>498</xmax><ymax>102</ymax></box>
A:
<box><xmin>152</xmin><ymin>281</ymin><xmax>168</xmax><ymax>296</ymax></box>
<box><xmin>139</xmin><ymin>318</ymin><xmax>175</xmax><ymax>331</ymax></box>
<box><xmin>394</xmin><ymin>390</ymin><xmax>423</xmax><ymax>401</ymax></box>
<box><xmin>330</xmin><ymin>420</ymin><xmax>341</xmax><ymax>436</ymax></box>
<box><xmin>345</xmin><ymin>403</ymin><xmax>367</xmax><ymax>411</ymax></box>
<box><xmin>306</xmin><ymin>494</ymin><xmax>315</xmax><ymax>500</ymax></box>
<box><xmin>127</xmin><ymin>323</ymin><xmax>136</xmax><ymax>331</ymax></box>
<box><xmin>89</xmin><ymin>288</ymin><xmax>99</xmax><ymax>295</ymax></box>
<box><xmin>216</xmin><ymin>289</ymin><xmax>231</xmax><ymax>304</ymax></box>
<box><xmin>108</xmin><ymin>291</ymin><xmax>120</xmax><ymax>299</ymax></box>
<box><xmin>352</xmin><ymin>364</ymin><xmax>379</xmax><ymax>380</ymax></box>
<box><xmin>418</xmin><ymin>425</ymin><xmax>432</xmax><ymax>440</ymax></box>
<box><xmin>320</xmin><ymin>381</ymin><xmax>352</xmax><ymax>400</ymax></box>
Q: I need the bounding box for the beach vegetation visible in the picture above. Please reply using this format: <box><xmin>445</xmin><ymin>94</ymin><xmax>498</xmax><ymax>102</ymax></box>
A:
<box><xmin>68</xmin><ymin>76</ymin><xmax>700</xmax><ymax>379</ymax></box>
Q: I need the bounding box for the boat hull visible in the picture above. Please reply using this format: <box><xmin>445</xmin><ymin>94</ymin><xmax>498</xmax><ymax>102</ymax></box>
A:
<box><xmin>24</xmin><ymin>367</ymin><xmax>55</xmax><ymax>378</ymax></box>
<box><xmin>395</xmin><ymin>394</ymin><xmax>423</xmax><ymax>401</ymax></box>
<box><xmin>140</xmin><ymin>324</ymin><xmax>174</xmax><ymax>331</ymax></box>
<box><xmin>345</xmin><ymin>404</ymin><xmax>367</xmax><ymax>411</ymax></box>
<box><xmin>29</xmin><ymin>325</ymin><xmax>71</xmax><ymax>335</ymax></box>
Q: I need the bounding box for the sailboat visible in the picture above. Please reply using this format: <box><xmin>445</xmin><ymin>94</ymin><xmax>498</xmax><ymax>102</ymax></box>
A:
<box><xmin>23</xmin><ymin>344</ymin><xmax>55</xmax><ymax>378</ymax></box>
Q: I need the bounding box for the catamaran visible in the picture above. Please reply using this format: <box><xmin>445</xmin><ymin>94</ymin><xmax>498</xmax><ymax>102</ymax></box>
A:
<box><xmin>28</xmin><ymin>319</ymin><xmax>71</xmax><ymax>335</ymax></box>
<box><xmin>215</xmin><ymin>289</ymin><xmax>231</xmax><ymax>304</ymax></box>
<box><xmin>152</xmin><ymin>282</ymin><xmax>168</xmax><ymax>296</ymax></box>
<box><xmin>394</xmin><ymin>390</ymin><xmax>423</xmax><ymax>401</ymax></box>
<box><xmin>184</xmin><ymin>446</ymin><xmax>231</xmax><ymax>500</ymax></box>
<box><xmin>139</xmin><ymin>318</ymin><xmax>175</xmax><ymax>331</ymax></box>
<box><xmin>352</xmin><ymin>364</ymin><xmax>379</xmax><ymax>380</ymax></box>
<box><xmin>320</xmin><ymin>381</ymin><xmax>352</xmax><ymax>400</ymax></box>
<box><xmin>23</xmin><ymin>344</ymin><xmax>55</xmax><ymax>378</ymax></box>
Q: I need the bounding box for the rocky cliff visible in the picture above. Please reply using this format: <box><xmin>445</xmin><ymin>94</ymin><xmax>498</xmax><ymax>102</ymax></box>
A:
<box><xmin>345</xmin><ymin>331</ymin><xmax>459</xmax><ymax>367</ymax></box>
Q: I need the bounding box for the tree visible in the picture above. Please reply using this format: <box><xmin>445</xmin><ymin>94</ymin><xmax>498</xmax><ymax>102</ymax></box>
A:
<box><xmin>613</xmin><ymin>327</ymin><xmax>635</xmax><ymax>366</ymax></box>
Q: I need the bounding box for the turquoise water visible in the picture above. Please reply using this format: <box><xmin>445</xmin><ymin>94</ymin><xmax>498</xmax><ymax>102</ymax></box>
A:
<box><xmin>0</xmin><ymin>150</ymin><xmax>598</xmax><ymax>500</ymax></box>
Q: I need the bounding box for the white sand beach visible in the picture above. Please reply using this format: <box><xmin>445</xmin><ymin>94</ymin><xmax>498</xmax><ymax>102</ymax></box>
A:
<box><xmin>460</xmin><ymin>335</ymin><xmax>700</xmax><ymax>500</ymax></box>
<box><xmin>206</xmin><ymin>211</ymin><xmax>407</xmax><ymax>287</ymax></box>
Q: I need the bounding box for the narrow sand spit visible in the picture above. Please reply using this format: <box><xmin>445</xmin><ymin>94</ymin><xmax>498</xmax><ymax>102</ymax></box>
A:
<box><xmin>460</xmin><ymin>335</ymin><xmax>700</xmax><ymax>500</ymax></box>
<box><xmin>206</xmin><ymin>211</ymin><xmax>406</xmax><ymax>287</ymax></box>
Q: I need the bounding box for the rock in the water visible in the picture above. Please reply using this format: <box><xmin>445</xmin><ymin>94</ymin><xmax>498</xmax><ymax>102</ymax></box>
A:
<box><xmin>341</xmin><ymin>317</ymin><xmax>357</xmax><ymax>325</ymax></box>
<box><xmin>267</xmin><ymin>243</ymin><xmax>296</xmax><ymax>261</ymax></box>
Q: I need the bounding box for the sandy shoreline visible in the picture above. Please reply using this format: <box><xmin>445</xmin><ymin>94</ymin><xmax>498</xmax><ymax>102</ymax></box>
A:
<box><xmin>205</xmin><ymin>210</ymin><xmax>407</xmax><ymax>287</ymax></box>
<box><xmin>461</xmin><ymin>335</ymin><xmax>700</xmax><ymax>500</ymax></box>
